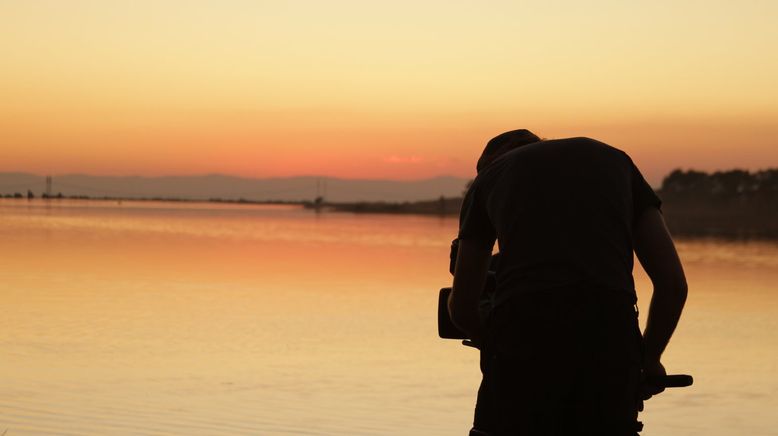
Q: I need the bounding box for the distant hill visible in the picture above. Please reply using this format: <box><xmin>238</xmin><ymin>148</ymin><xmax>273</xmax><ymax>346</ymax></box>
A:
<box><xmin>0</xmin><ymin>173</ymin><xmax>471</xmax><ymax>203</ymax></box>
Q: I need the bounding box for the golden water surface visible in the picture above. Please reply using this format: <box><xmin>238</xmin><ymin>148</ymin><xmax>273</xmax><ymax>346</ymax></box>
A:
<box><xmin>1</xmin><ymin>200</ymin><xmax>776</xmax><ymax>435</ymax></box>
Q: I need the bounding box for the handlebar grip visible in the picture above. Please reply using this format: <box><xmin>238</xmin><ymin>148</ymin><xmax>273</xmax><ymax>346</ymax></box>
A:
<box><xmin>645</xmin><ymin>374</ymin><xmax>693</xmax><ymax>388</ymax></box>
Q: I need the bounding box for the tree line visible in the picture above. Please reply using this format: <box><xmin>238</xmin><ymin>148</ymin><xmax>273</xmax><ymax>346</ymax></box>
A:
<box><xmin>660</xmin><ymin>168</ymin><xmax>778</xmax><ymax>202</ymax></box>
<box><xmin>659</xmin><ymin>168</ymin><xmax>777</xmax><ymax>238</ymax></box>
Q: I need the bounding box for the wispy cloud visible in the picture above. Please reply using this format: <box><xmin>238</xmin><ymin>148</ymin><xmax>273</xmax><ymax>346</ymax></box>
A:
<box><xmin>382</xmin><ymin>155</ymin><xmax>425</xmax><ymax>165</ymax></box>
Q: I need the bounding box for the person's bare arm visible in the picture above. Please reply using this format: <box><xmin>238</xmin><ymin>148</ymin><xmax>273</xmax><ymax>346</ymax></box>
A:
<box><xmin>448</xmin><ymin>239</ymin><xmax>492</xmax><ymax>346</ymax></box>
<box><xmin>634</xmin><ymin>208</ymin><xmax>688</xmax><ymax>393</ymax></box>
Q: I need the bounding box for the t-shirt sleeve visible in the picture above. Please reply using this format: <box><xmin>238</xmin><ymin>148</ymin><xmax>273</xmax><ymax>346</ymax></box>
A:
<box><xmin>457</xmin><ymin>180</ymin><xmax>497</xmax><ymax>249</ymax></box>
<box><xmin>630</xmin><ymin>159</ymin><xmax>662</xmax><ymax>221</ymax></box>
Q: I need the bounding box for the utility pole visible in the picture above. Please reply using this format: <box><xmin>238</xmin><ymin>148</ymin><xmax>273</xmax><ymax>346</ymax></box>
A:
<box><xmin>45</xmin><ymin>175</ymin><xmax>52</xmax><ymax>198</ymax></box>
<box><xmin>314</xmin><ymin>178</ymin><xmax>325</xmax><ymax>210</ymax></box>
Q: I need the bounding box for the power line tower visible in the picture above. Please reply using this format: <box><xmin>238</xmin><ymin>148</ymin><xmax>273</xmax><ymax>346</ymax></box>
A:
<box><xmin>45</xmin><ymin>175</ymin><xmax>52</xmax><ymax>198</ymax></box>
<box><xmin>314</xmin><ymin>178</ymin><xmax>327</xmax><ymax>210</ymax></box>
<box><xmin>316</xmin><ymin>178</ymin><xmax>327</xmax><ymax>201</ymax></box>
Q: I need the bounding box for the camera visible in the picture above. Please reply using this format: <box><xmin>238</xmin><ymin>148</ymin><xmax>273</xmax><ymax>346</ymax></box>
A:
<box><xmin>438</xmin><ymin>239</ymin><xmax>499</xmax><ymax>339</ymax></box>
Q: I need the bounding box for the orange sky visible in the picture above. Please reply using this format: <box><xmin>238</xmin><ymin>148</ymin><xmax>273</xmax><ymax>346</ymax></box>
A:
<box><xmin>1</xmin><ymin>0</ymin><xmax>776</xmax><ymax>185</ymax></box>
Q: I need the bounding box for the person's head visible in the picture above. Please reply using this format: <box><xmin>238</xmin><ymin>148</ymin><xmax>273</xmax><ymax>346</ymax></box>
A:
<box><xmin>476</xmin><ymin>129</ymin><xmax>541</xmax><ymax>173</ymax></box>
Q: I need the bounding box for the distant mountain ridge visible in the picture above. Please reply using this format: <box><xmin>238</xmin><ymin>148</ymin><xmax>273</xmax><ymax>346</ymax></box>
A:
<box><xmin>0</xmin><ymin>173</ymin><xmax>471</xmax><ymax>203</ymax></box>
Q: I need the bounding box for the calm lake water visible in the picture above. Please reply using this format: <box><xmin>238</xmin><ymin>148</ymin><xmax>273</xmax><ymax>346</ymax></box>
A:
<box><xmin>1</xmin><ymin>200</ymin><xmax>777</xmax><ymax>435</ymax></box>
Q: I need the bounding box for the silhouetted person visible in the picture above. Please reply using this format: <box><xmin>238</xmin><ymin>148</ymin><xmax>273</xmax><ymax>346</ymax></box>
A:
<box><xmin>449</xmin><ymin>130</ymin><xmax>687</xmax><ymax>435</ymax></box>
<box><xmin>448</xmin><ymin>240</ymin><xmax>500</xmax><ymax>434</ymax></box>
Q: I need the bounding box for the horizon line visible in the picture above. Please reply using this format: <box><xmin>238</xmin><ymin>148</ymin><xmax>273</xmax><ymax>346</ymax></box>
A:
<box><xmin>0</xmin><ymin>171</ymin><xmax>472</xmax><ymax>183</ymax></box>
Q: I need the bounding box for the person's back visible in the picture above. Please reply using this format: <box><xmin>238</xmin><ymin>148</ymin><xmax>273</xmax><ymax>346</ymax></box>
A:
<box><xmin>450</xmin><ymin>131</ymin><xmax>687</xmax><ymax>435</ymax></box>
<box><xmin>468</xmin><ymin>137</ymin><xmax>653</xmax><ymax>303</ymax></box>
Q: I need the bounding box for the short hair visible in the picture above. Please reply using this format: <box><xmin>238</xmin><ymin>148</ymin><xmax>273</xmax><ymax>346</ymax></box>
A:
<box><xmin>476</xmin><ymin>129</ymin><xmax>541</xmax><ymax>173</ymax></box>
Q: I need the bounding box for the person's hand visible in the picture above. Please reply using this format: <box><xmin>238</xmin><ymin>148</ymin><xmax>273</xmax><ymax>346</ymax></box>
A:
<box><xmin>461</xmin><ymin>338</ymin><xmax>482</xmax><ymax>349</ymax></box>
<box><xmin>640</xmin><ymin>359</ymin><xmax>666</xmax><ymax>409</ymax></box>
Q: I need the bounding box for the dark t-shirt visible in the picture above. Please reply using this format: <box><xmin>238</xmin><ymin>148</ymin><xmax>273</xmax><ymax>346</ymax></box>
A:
<box><xmin>458</xmin><ymin>137</ymin><xmax>661</xmax><ymax>305</ymax></box>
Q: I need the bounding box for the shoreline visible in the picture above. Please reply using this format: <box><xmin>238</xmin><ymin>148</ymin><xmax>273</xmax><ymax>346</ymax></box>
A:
<box><xmin>4</xmin><ymin>195</ymin><xmax>776</xmax><ymax>239</ymax></box>
<box><xmin>0</xmin><ymin>195</ymin><xmax>307</xmax><ymax>207</ymax></box>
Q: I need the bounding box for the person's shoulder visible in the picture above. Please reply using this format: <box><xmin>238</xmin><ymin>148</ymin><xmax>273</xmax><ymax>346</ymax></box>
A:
<box><xmin>556</xmin><ymin>137</ymin><xmax>632</xmax><ymax>160</ymax></box>
<box><xmin>467</xmin><ymin>157</ymin><xmax>510</xmax><ymax>197</ymax></box>
<box><xmin>554</xmin><ymin>136</ymin><xmax>620</xmax><ymax>150</ymax></box>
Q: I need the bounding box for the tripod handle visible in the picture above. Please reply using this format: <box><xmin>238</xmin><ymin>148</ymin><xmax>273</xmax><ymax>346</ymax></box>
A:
<box><xmin>645</xmin><ymin>374</ymin><xmax>693</xmax><ymax>388</ymax></box>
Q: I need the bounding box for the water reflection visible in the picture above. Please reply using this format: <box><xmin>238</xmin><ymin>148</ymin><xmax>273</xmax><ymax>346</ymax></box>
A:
<box><xmin>0</xmin><ymin>200</ymin><xmax>776</xmax><ymax>435</ymax></box>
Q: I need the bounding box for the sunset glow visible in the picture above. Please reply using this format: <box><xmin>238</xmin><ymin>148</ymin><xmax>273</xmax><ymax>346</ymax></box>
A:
<box><xmin>1</xmin><ymin>0</ymin><xmax>776</xmax><ymax>184</ymax></box>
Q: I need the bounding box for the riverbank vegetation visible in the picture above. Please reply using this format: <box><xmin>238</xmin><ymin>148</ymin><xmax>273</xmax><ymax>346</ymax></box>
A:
<box><xmin>659</xmin><ymin>169</ymin><xmax>777</xmax><ymax>238</ymax></box>
<box><xmin>4</xmin><ymin>169</ymin><xmax>776</xmax><ymax>238</ymax></box>
<box><xmin>328</xmin><ymin>169</ymin><xmax>778</xmax><ymax>238</ymax></box>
